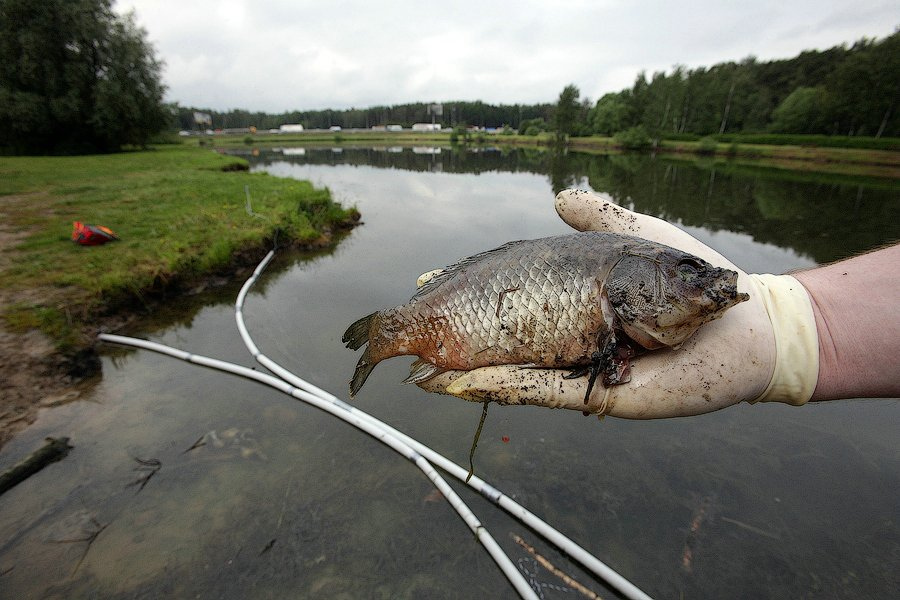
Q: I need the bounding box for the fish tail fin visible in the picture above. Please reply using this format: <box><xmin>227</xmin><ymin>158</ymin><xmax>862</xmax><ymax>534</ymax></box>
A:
<box><xmin>344</xmin><ymin>312</ymin><xmax>382</xmax><ymax>397</ymax></box>
<box><xmin>350</xmin><ymin>346</ymin><xmax>377</xmax><ymax>398</ymax></box>
<box><xmin>343</xmin><ymin>312</ymin><xmax>378</xmax><ymax>350</ymax></box>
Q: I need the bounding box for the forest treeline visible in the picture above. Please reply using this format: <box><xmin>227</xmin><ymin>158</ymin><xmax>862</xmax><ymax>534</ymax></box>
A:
<box><xmin>178</xmin><ymin>30</ymin><xmax>898</xmax><ymax>139</ymax></box>
<box><xmin>177</xmin><ymin>101</ymin><xmax>555</xmax><ymax>133</ymax></box>
<box><xmin>586</xmin><ymin>30</ymin><xmax>898</xmax><ymax>139</ymax></box>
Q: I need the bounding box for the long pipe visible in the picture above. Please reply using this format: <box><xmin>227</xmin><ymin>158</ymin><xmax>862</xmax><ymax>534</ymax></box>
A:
<box><xmin>233</xmin><ymin>250</ymin><xmax>654</xmax><ymax>600</ymax></box>
<box><xmin>98</xmin><ymin>333</ymin><xmax>538</xmax><ymax>600</ymax></box>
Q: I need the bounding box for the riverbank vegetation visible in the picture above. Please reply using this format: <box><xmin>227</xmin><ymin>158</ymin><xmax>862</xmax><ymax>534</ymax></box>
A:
<box><xmin>569</xmin><ymin>134</ymin><xmax>900</xmax><ymax>179</ymax></box>
<box><xmin>200</xmin><ymin>128</ymin><xmax>900</xmax><ymax>179</ymax></box>
<box><xmin>0</xmin><ymin>145</ymin><xmax>358</xmax><ymax>352</ymax></box>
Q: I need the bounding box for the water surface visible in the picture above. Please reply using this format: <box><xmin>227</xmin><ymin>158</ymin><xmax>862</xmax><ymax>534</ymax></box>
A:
<box><xmin>1</xmin><ymin>146</ymin><xmax>897</xmax><ymax>599</ymax></box>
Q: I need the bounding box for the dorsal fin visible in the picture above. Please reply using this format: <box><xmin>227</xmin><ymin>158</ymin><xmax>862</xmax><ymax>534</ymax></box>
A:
<box><xmin>411</xmin><ymin>239</ymin><xmax>530</xmax><ymax>300</ymax></box>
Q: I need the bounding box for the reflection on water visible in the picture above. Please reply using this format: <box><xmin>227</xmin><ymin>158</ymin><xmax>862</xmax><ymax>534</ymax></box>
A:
<box><xmin>1</xmin><ymin>146</ymin><xmax>897</xmax><ymax>599</ymax></box>
<box><xmin>247</xmin><ymin>144</ymin><xmax>899</xmax><ymax>265</ymax></box>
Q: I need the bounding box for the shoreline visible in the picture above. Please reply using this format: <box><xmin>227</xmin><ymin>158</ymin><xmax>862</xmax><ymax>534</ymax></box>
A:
<box><xmin>0</xmin><ymin>146</ymin><xmax>360</xmax><ymax>449</ymax></box>
<box><xmin>0</xmin><ymin>228</ymin><xmax>357</xmax><ymax>450</ymax></box>
<box><xmin>204</xmin><ymin>131</ymin><xmax>900</xmax><ymax>179</ymax></box>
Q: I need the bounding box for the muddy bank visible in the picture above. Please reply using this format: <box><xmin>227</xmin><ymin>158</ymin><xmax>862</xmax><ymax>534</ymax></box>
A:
<box><xmin>0</xmin><ymin>226</ymin><xmax>358</xmax><ymax>450</ymax></box>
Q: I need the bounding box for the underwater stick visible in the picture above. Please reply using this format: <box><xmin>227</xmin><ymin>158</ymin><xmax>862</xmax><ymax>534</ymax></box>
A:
<box><xmin>0</xmin><ymin>437</ymin><xmax>73</xmax><ymax>496</ymax></box>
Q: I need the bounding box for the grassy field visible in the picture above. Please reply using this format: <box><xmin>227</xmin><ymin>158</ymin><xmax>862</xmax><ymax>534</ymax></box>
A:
<box><xmin>0</xmin><ymin>145</ymin><xmax>358</xmax><ymax>350</ymax></box>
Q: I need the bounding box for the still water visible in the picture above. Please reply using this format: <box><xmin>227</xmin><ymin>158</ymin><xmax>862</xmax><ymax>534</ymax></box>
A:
<box><xmin>1</xmin><ymin>146</ymin><xmax>897</xmax><ymax>599</ymax></box>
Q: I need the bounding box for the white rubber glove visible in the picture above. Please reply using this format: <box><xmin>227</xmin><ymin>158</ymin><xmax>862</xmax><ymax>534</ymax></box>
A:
<box><xmin>416</xmin><ymin>189</ymin><xmax>819</xmax><ymax>418</ymax></box>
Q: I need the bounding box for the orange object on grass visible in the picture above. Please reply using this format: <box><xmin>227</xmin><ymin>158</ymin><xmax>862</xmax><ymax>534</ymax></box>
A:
<box><xmin>72</xmin><ymin>221</ymin><xmax>119</xmax><ymax>246</ymax></box>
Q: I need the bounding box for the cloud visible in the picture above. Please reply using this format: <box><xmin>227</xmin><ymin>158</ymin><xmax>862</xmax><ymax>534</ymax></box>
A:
<box><xmin>115</xmin><ymin>0</ymin><xmax>898</xmax><ymax>112</ymax></box>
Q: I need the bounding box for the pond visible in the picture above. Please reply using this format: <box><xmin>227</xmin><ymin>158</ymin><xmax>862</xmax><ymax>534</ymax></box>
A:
<box><xmin>1</xmin><ymin>145</ymin><xmax>897</xmax><ymax>599</ymax></box>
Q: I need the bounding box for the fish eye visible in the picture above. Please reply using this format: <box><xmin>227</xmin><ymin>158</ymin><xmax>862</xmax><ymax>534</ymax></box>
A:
<box><xmin>677</xmin><ymin>258</ymin><xmax>703</xmax><ymax>270</ymax></box>
<box><xmin>676</xmin><ymin>258</ymin><xmax>703</xmax><ymax>281</ymax></box>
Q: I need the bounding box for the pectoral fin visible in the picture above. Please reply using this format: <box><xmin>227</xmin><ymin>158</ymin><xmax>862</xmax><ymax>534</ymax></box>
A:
<box><xmin>402</xmin><ymin>358</ymin><xmax>446</xmax><ymax>385</ymax></box>
<box><xmin>565</xmin><ymin>333</ymin><xmax>637</xmax><ymax>404</ymax></box>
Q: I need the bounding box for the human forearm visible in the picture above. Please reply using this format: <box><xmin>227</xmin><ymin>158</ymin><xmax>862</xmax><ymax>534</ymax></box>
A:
<box><xmin>793</xmin><ymin>243</ymin><xmax>900</xmax><ymax>401</ymax></box>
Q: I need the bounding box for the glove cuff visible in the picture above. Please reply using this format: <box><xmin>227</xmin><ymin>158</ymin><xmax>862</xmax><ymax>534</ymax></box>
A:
<box><xmin>747</xmin><ymin>274</ymin><xmax>819</xmax><ymax>405</ymax></box>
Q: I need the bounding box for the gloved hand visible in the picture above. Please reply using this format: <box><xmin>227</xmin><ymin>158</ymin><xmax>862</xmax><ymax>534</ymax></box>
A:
<box><xmin>416</xmin><ymin>189</ymin><xmax>820</xmax><ymax>418</ymax></box>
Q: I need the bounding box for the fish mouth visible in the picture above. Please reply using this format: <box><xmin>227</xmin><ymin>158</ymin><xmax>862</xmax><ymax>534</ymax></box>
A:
<box><xmin>704</xmin><ymin>268</ymin><xmax>749</xmax><ymax>309</ymax></box>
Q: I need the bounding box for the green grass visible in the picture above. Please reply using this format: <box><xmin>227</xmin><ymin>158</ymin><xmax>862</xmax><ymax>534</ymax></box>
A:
<box><xmin>656</xmin><ymin>139</ymin><xmax>900</xmax><ymax>178</ymax></box>
<box><xmin>0</xmin><ymin>145</ymin><xmax>358</xmax><ymax>350</ymax></box>
<box><xmin>660</xmin><ymin>132</ymin><xmax>900</xmax><ymax>150</ymax></box>
<box><xmin>709</xmin><ymin>133</ymin><xmax>899</xmax><ymax>151</ymax></box>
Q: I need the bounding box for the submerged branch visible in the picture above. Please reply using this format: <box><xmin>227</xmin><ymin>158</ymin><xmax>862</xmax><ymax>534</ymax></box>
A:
<box><xmin>0</xmin><ymin>437</ymin><xmax>73</xmax><ymax>496</ymax></box>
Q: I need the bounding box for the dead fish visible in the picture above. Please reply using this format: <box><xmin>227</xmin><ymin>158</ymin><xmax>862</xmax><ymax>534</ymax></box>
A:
<box><xmin>343</xmin><ymin>231</ymin><xmax>748</xmax><ymax>400</ymax></box>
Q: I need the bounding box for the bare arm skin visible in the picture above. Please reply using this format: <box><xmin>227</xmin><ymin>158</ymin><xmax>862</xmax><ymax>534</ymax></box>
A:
<box><xmin>793</xmin><ymin>243</ymin><xmax>900</xmax><ymax>401</ymax></box>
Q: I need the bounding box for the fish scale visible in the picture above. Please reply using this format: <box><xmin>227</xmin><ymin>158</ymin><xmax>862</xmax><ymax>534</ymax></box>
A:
<box><xmin>343</xmin><ymin>231</ymin><xmax>748</xmax><ymax>398</ymax></box>
<box><xmin>439</xmin><ymin>249</ymin><xmax>593</xmax><ymax>363</ymax></box>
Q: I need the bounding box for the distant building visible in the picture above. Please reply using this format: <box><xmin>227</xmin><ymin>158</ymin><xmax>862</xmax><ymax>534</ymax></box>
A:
<box><xmin>193</xmin><ymin>111</ymin><xmax>212</xmax><ymax>127</ymax></box>
<box><xmin>279</xmin><ymin>124</ymin><xmax>305</xmax><ymax>133</ymax></box>
<box><xmin>411</xmin><ymin>123</ymin><xmax>441</xmax><ymax>132</ymax></box>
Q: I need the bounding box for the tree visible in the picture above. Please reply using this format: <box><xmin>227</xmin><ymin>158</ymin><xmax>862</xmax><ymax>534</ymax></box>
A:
<box><xmin>0</xmin><ymin>0</ymin><xmax>168</xmax><ymax>154</ymax></box>
<box><xmin>824</xmin><ymin>33</ymin><xmax>899</xmax><ymax>136</ymax></box>
<box><xmin>553</xmin><ymin>84</ymin><xmax>580</xmax><ymax>141</ymax></box>
<box><xmin>584</xmin><ymin>31</ymin><xmax>897</xmax><ymax>138</ymax></box>
<box><xmin>519</xmin><ymin>117</ymin><xmax>548</xmax><ymax>136</ymax></box>
<box><xmin>590</xmin><ymin>92</ymin><xmax>630</xmax><ymax>135</ymax></box>
<box><xmin>769</xmin><ymin>86</ymin><xmax>830</xmax><ymax>133</ymax></box>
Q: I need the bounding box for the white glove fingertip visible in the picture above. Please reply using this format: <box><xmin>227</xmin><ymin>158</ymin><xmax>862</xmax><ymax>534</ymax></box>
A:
<box><xmin>556</xmin><ymin>189</ymin><xmax>737</xmax><ymax>269</ymax></box>
<box><xmin>555</xmin><ymin>189</ymin><xmax>631</xmax><ymax>233</ymax></box>
<box><xmin>416</xmin><ymin>269</ymin><xmax>443</xmax><ymax>288</ymax></box>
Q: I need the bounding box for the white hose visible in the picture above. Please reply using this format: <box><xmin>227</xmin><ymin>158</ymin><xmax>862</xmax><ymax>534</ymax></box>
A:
<box><xmin>232</xmin><ymin>250</ymin><xmax>654</xmax><ymax>600</ymax></box>
<box><xmin>98</xmin><ymin>332</ymin><xmax>538</xmax><ymax>600</ymax></box>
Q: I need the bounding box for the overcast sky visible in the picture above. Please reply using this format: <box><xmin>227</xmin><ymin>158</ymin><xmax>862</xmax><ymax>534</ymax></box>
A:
<box><xmin>114</xmin><ymin>0</ymin><xmax>897</xmax><ymax>113</ymax></box>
